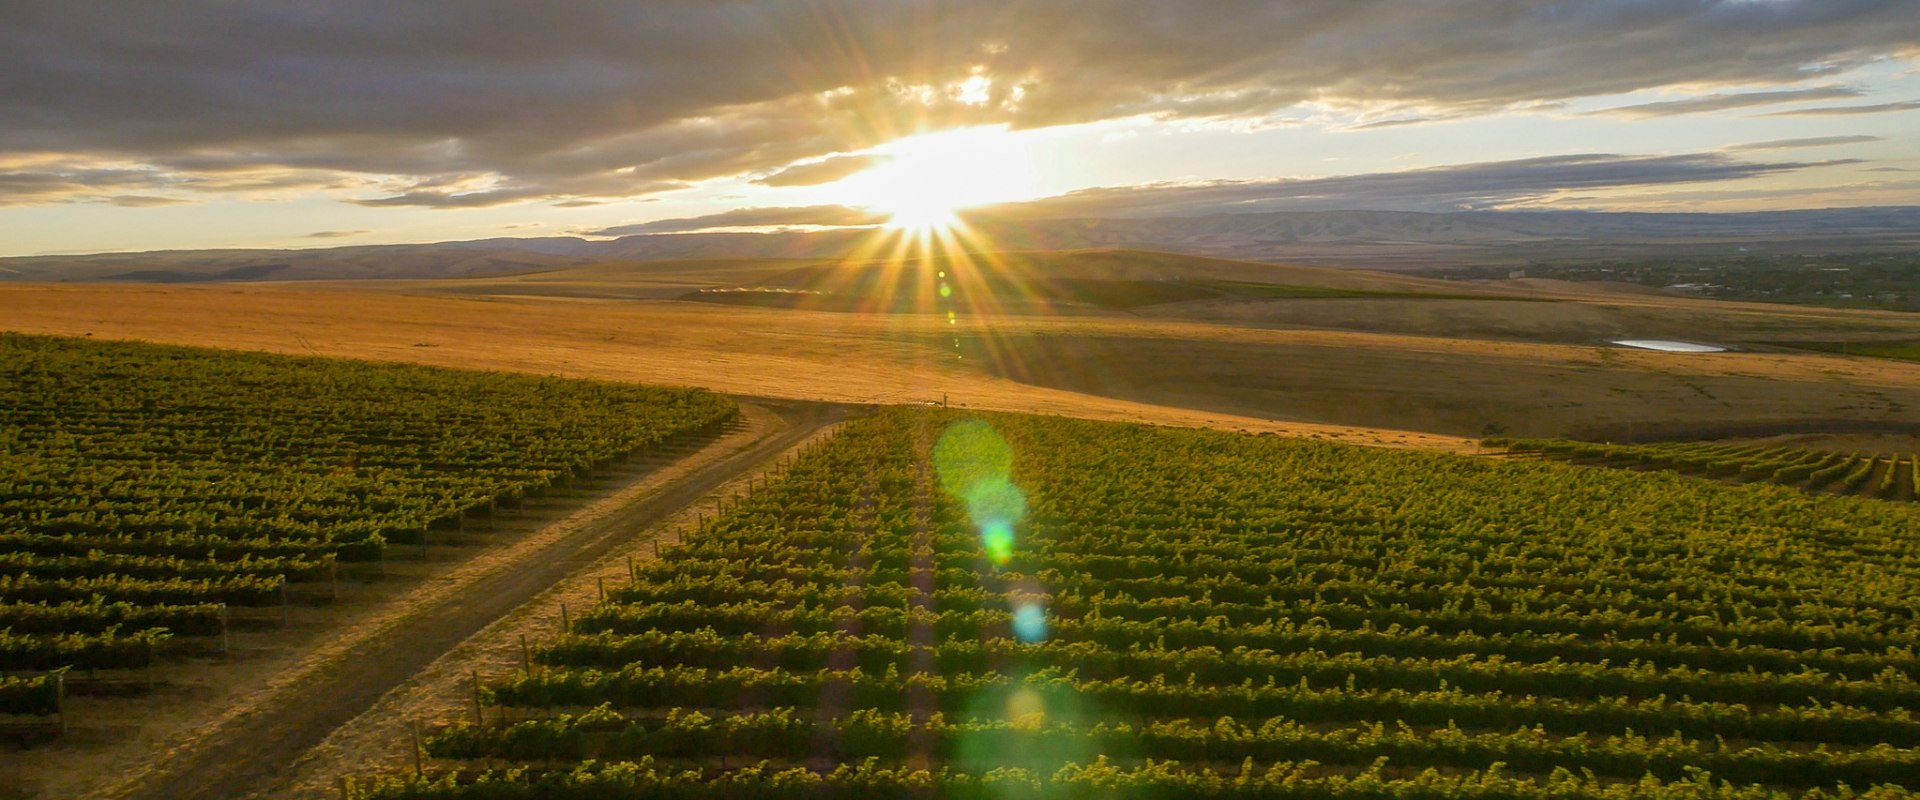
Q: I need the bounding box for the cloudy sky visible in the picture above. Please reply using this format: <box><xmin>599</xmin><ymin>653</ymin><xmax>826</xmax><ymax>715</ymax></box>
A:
<box><xmin>1</xmin><ymin>0</ymin><xmax>1917</xmax><ymax>256</ymax></box>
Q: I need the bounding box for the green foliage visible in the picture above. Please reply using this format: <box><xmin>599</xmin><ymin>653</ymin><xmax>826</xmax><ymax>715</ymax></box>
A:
<box><xmin>1497</xmin><ymin>439</ymin><xmax>1916</xmax><ymax>502</ymax></box>
<box><xmin>0</xmin><ymin>333</ymin><xmax>734</xmax><ymax>682</ymax></box>
<box><xmin>373</xmin><ymin>408</ymin><xmax>1920</xmax><ymax>797</ymax></box>
<box><xmin>0</xmin><ymin>671</ymin><xmax>64</xmax><ymax>717</ymax></box>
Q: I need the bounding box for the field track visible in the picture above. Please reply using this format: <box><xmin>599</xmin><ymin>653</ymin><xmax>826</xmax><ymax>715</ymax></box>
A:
<box><xmin>108</xmin><ymin>399</ymin><xmax>853</xmax><ymax>800</ymax></box>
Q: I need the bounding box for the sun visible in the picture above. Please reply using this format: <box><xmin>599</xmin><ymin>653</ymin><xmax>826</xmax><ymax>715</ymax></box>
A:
<box><xmin>832</xmin><ymin>126</ymin><xmax>1041</xmax><ymax>232</ymax></box>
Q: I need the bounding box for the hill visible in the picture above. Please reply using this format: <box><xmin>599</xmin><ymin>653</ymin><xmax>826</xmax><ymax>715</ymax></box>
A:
<box><xmin>6</xmin><ymin>207</ymin><xmax>1917</xmax><ymax>281</ymax></box>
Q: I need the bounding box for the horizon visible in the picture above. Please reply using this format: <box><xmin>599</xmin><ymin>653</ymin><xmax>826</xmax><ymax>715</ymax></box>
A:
<box><xmin>9</xmin><ymin>204</ymin><xmax>1920</xmax><ymax>261</ymax></box>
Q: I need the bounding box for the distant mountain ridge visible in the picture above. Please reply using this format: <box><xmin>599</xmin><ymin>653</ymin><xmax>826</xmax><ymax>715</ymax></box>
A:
<box><xmin>6</xmin><ymin>207</ymin><xmax>1918</xmax><ymax>282</ymax></box>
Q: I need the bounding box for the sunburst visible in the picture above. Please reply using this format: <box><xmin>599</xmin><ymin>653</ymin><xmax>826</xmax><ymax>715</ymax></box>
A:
<box><xmin>831</xmin><ymin>126</ymin><xmax>1040</xmax><ymax>234</ymax></box>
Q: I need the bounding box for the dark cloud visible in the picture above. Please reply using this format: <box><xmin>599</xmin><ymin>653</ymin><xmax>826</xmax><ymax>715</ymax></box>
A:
<box><xmin>304</xmin><ymin>230</ymin><xmax>369</xmax><ymax>239</ymax></box>
<box><xmin>1588</xmin><ymin>86</ymin><xmax>1863</xmax><ymax>117</ymax></box>
<box><xmin>1726</xmin><ymin>135</ymin><xmax>1884</xmax><ymax>150</ymax></box>
<box><xmin>593</xmin><ymin>205</ymin><xmax>888</xmax><ymax>235</ymax></box>
<box><xmin>2</xmin><ymin>1</ymin><xmax>1915</xmax><ymax>206</ymax></box>
<box><xmin>968</xmin><ymin>153</ymin><xmax>1851</xmax><ymax>218</ymax></box>
<box><xmin>754</xmin><ymin>154</ymin><xmax>888</xmax><ymax>187</ymax></box>
<box><xmin>0</xmin><ymin>158</ymin><xmax>354</xmax><ymax>207</ymax></box>
<box><xmin>1764</xmin><ymin>99</ymin><xmax>1920</xmax><ymax>116</ymax></box>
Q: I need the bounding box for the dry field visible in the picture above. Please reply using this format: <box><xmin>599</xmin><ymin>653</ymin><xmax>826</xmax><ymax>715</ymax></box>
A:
<box><xmin>5</xmin><ymin>249</ymin><xmax>1920</xmax><ymax>444</ymax></box>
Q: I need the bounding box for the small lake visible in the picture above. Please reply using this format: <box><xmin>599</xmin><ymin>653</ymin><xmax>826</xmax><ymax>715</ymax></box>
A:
<box><xmin>1610</xmin><ymin>339</ymin><xmax>1728</xmax><ymax>353</ymax></box>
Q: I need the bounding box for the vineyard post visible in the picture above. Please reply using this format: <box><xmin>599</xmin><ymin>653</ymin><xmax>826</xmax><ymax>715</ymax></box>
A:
<box><xmin>55</xmin><ymin>671</ymin><xmax>66</xmax><ymax>737</ymax></box>
<box><xmin>626</xmin><ymin>555</ymin><xmax>636</xmax><ymax>584</ymax></box>
<box><xmin>597</xmin><ymin>576</ymin><xmax>606</xmax><ymax>602</ymax></box>
<box><xmin>520</xmin><ymin>634</ymin><xmax>532</xmax><ymax>674</ymax></box>
<box><xmin>470</xmin><ymin>670</ymin><xmax>483</xmax><ymax>726</ymax></box>
<box><xmin>410</xmin><ymin>720</ymin><xmax>424</xmax><ymax>778</ymax></box>
<box><xmin>220</xmin><ymin>604</ymin><xmax>230</xmax><ymax>658</ymax></box>
<box><xmin>560</xmin><ymin>602</ymin><xmax>570</xmax><ymax>632</ymax></box>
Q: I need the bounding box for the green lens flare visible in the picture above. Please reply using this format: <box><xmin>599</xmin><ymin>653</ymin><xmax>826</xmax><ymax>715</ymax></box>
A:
<box><xmin>936</xmin><ymin>419</ymin><xmax>1027</xmax><ymax>569</ymax></box>
<box><xmin>933</xmin><ymin>419</ymin><xmax>1013</xmax><ymax>497</ymax></box>
<box><xmin>982</xmin><ymin>520</ymin><xmax>1014</xmax><ymax>564</ymax></box>
<box><xmin>966</xmin><ymin>475</ymin><xmax>1026</xmax><ymax>530</ymax></box>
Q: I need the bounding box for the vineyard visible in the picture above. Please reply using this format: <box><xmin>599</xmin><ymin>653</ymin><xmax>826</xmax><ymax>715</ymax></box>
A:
<box><xmin>0</xmin><ymin>333</ymin><xmax>735</xmax><ymax>725</ymax></box>
<box><xmin>353</xmin><ymin>408</ymin><xmax>1920</xmax><ymax>798</ymax></box>
<box><xmin>1490</xmin><ymin>439</ymin><xmax>1918</xmax><ymax>503</ymax></box>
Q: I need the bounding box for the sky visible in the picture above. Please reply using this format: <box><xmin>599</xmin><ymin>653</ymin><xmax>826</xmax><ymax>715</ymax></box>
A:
<box><xmin>1</xmin><ymin>0</ymin><xmax>1917</xmax><ymax>256</ymax></box>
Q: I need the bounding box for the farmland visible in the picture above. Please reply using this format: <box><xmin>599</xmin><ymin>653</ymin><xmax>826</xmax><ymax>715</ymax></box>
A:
<box><xmin>349</xmin><ymin>408</ymin><xmax>1920</xmax><ymax>798</ymax></box>
<box><xmin>0</xmin><ymin>333</ymin><xmax>735</xmax><ymax>724</ymax></box>
<box><xmin>1492</xmin><ymin>439</ymin><xmax>1918</xmax><ymax>502</ymax></box>
<box><xmin>11</xmin><ymin>242</ymin><xmax>1920</xmax><ymax>445</ymax></box>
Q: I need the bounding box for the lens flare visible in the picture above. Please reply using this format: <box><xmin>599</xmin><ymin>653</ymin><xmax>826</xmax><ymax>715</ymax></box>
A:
<box><xmin>982</xmin><ymin>520</ymin><xmax>1014</xmax><ymax>564</ymax></box>
<box><xmin>933</xmin><ymin>419</ymin><xmax>1013</xmax><ymax>497</ymax></box>
<box><xmin>1012</xmin><ymin>602</ymin><xmax>1047</xmax><ymax>643</ymax></box>
<box><xmin>965</xmin><ymin>476</ymin><xmax>1026</xmax><ymax>531</ymax></box>
<box><xmin>1005</xmin><ymin>686</ymin><xmax>1045</xmax><ymax>722</ymax></box>
<box><xmin>953</xmin><ymin>679</ymin><xmax>1093</xmax><ymax>777</ymax></box>
<box><xmin>935</xmin><ymin>419</ymin><xmax>1030</xmax><ymax>569</ymax></box>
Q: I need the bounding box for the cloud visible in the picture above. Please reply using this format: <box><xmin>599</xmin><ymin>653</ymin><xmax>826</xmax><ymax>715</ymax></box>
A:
<box><xmin>2</xmin><ymin>1</ymin><xmax>1916</xmax><ymax>207</ymax></box>
<box><xmin>1726</xmin><ymin>135</ymin><xmax>1884</xmax><ymax>150</ymax></box>
<box><xmin>753</xmin><ymin>154</ymin><xmax>887</xmax><ymax>187</ymax></box>
<box><xmin>1588</xmin><ymin>86</ymin><xmax>1864</xmax><ymax>117</ymax></box>
<box><xmin>350</xmin><ymin>187</ymin><xmax>549</xmax><ymax>209</ymax></box>
<box><xmin>104</xmin><ymin>195</ymin><xmax>188</xmax><ymax>208</ymax></box>
<box><xmin>1348</xmin><ymin>116</ymin><xmax>1445</xmax><ymax>130</ymax></box>
<box><xmin>967</xmin><ymin>152</ymin><xmax>1854</xmax><ymax>218</ymax></box>
<box><xmin>0</xmin><ymin>157</ymin><xmax>358</xmax><ymax>207</ymax></box>
<box><xmin>1763</xmin><ymin>99</ymin><xmax>1920</xmax><ymax>115</ymax></box>
<box><xmin>1544</xmin><ymin>178</ymin><xmax>1920</xmax><ymax>211</ymax></box>
<box><xmin>304</xmin><ymin>230</ymin><xmax>369</xmax><ymax>239</ymax></box>
<box><xmin>592</xmin><ymin>205</ymin><xmax>888</xmax><ymax>235</ymax></box>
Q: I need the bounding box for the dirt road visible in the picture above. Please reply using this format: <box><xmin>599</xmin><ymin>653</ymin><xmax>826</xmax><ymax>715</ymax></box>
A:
<box><xmin>112</xmin><ymin>399</ymin><xmax>853</xmax><ymax>800</ymax></box>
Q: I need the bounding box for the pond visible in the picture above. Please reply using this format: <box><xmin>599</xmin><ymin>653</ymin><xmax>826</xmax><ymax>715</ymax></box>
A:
<box><xmin>1609</xmin><ymin>339</ymin><xmax>1728</xmax><ymax>353</ymax></box>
